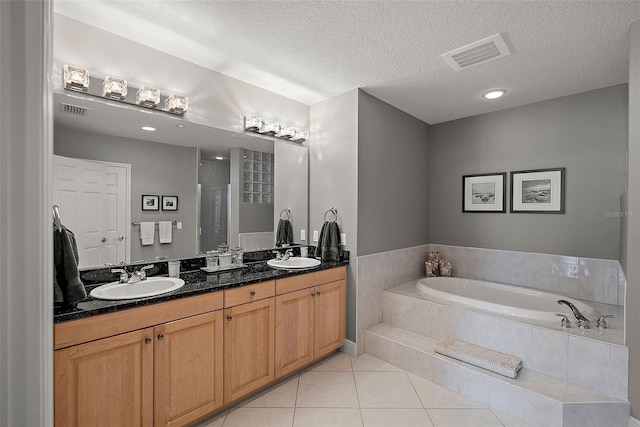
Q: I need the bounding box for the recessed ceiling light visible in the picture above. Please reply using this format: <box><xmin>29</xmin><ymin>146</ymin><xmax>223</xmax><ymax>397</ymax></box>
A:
<box><xmin>141</xmin><ymin>126</ymin><xmax>156</xmax><ymax>131</ymax></box>
<box><xmin>177</xmin><ymin>124</ymin><xmax>185</xmax><ymax>128</ymax></box>
<box><xmin>215</xmin><ymin>156</ymin><xmax>224</xmax><ymax>160</ymax></box>
<box><xmin>482</xmin><ymin>89</ymin><xmax>507</xmax><ymax>100</ymax></box>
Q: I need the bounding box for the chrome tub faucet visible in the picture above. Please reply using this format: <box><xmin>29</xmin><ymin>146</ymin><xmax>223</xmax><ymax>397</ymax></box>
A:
<box><xmin>557</xmin><ymin>299</ymin><xmax>591</xmax><ymax>328</ymax></box>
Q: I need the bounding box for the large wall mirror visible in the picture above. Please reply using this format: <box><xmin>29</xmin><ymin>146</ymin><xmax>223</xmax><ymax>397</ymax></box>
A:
<box><xmin>52</xmin><ymin>92</ymin><xmax>309</xmax><ymax>269</ymax></box>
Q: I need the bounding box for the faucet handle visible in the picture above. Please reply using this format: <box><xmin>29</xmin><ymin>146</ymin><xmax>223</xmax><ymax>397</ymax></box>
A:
<box><xmin>111</xmin><ymin>268</ymin><xmax>129</xmax><ymax>283</ymax></box>
<box><xmin>555</xmin><ymin>313</ymin><xmax>571</xmax><ymax>328</ymax></box>
<box><xmin>272</xmin><ymin>250</ymin><xmax>282</xmax><ymax>260</ymax></box>
<box><xmin>596</xmin><ymin>314</ymin><xmax>614</xmax><ymax>329</ymax></box>
<box><xmin>140</xmin><ymin>264</ymin><xmax>154</xmax><ymax>271</ymax></box>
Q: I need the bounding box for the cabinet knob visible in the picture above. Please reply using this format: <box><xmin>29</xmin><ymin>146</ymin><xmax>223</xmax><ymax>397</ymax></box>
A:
<box><xmin>157</xmin><ymin>334</ymin><xmax>164</xmax><ymax>341</ymax></box>
<box><xmin>118</xmin><ymin>235</ymin><xmax>125</xmax><ymax>241</ymax></box>
<box><xmin>316</xmin><ymin>291</ymin><xmax>321</xmax><ymax>296</ymax></box>
<box><xmin>311</xmin><ymin>292</ymin><xmax>316</xmax><ymax>297</ymax></box>
<box><xmin>227</xmin><ymin>315</ymin><xmax>233</xmax><ymax>321</ymax></box>
<box><xmin>101</xmin><ymin>237</ymin><xmax>107</xmax><ymax>243</ymax></box>
<box><xmin>145</xmin><ymin>337</ymin><xmax>151</xmax><ymax>344</ymax></box>
<box><xmin>250</xmin><ymin>291</ymin><xmax>256</xmax><ymax>296</ymax></box>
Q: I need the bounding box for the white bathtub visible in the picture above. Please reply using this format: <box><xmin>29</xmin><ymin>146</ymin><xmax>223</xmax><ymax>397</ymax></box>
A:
<box><xmin>416</xmin><ymin>277</ymin><xmax>597</xmax><ymax>325</ymax></box>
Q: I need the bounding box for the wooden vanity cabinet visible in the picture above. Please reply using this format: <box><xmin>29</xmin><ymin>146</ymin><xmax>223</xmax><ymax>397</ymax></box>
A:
<box><xmin>274</xmin><ymin>266</ymin><xmax>347</xmax><ymax>378</ymax></box>
<box><xmin>54</xmin><ymin>293</ymin><xmax>224</xmax><ymax>427</ymax></box>
<box><xmin>223</xmin><ymin>295</ymin><xmax>275</xmax><ymax>402</ymax></box>
<box><xmin>154</xmin><ymin>311</ymin><xmax>224</xmax><ymax>427</ymax></box>
<box><xmin>54</xmin><ymin>328</ymin><xmax>154</xmax><ymax>427</ymax></box>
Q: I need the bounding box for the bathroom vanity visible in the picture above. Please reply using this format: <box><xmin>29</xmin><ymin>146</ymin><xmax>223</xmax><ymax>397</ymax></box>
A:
<box><xmin>53</xmin><ymin>262</ymin><xmax>347</xmax><ymax>427</ymax></box>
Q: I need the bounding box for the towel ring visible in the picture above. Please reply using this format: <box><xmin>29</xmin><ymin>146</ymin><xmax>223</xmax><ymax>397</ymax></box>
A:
<box><xmin>280</xmin><ymin>208</ymin><xmax>290</xmax><ymax>220</ymax></box>
<box><xmin>324</xmin><ymin>207</ymin><xmax>338</xmax><ymax>222</ymax></box>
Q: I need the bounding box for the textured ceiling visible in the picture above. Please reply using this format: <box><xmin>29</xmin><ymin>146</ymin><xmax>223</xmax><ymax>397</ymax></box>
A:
<box><xmin>54</xmin><ymin>1</ymin><xmax>640</xmax><ymax>124</ymax></box>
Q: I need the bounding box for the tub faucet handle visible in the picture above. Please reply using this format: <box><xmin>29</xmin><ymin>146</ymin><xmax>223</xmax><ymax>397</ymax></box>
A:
<box><xmin>596</xmin><ymin>314</ymin><xmax>614</xmax><ymax>329</ymax></box>
<box><xmin>555</xmin><ymin>313</ymin><xmax>571</xmax><ymax>328</ymax></box>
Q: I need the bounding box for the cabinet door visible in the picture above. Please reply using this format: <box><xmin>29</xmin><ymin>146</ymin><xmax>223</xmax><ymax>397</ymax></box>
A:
<box><xmin>54</xmin><ymin>328</ymin><xmax>153</xmax><ymax>427</ymax></box>
<box><xmin>313</xmin><ymin>279</ymin><xmax>347</xmax><ymax>359</ymax></box>
<box><xmin>275</xmin><ymin>288</ymin><xmax>314</xmax><ymax>378</ymax></box>
<box><xmin>154</xmin><ymin>311</ymin><xmax>224</xmax><ymax>427</ymax></box>
<box><xmin>224</xmin><ymin>298</ymin><xmax>275</xmax><ymax>403</ymax></box>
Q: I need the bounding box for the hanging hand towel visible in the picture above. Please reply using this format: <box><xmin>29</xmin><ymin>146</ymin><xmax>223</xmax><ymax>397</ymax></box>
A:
<box><xmin>53</xmin><ymin>226</ymin><xmax>87</xmax><ymax>306</ymax></box>
<box><xmin>159</xmin><ymin>221</ymin><xmax>173</xmax><ymax>244</ymax></box>
<box><xmin>275</xmin><ymin>219</ymin><xmax>286</xmax><ymax>247</ymax></box>
<box><xmin>140</xmin><ymin>221</ymin><xmax>155</xmax><ymax>245</ymax></box>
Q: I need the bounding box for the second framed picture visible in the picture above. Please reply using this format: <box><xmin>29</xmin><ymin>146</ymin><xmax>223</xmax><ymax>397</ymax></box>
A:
<box><xmin>162</xmin><ymin>195</ymin><xmax>179</xmax><ymax>211</ymax></box>
<box><xmin>511</xmin><ymin>168</ymin><xmax>565</xmax><ymax>213</ymax></box>
<box><xmin>462</xmin><ymin>172</ymin><xmax>506</xmax><ymax>213</ymax></box>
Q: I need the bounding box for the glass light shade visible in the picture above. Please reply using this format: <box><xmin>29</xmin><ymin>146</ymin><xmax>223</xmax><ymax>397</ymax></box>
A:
<box><xmin>291</xmin><ymin>129</ymin><xmax>308</xmax><ymax>142</ymax></box>
<box><xmin>277</xmin><ymin>126</ymin><xmax>295</xmax><ymax>139</ymax></box>
<box><xmin>259</xmin><ymin>120</ymin><xmax>280</xmax><ymax>136</ymax></box>
<box><xmin>136</xmin><ymin>86</ymin><xmax>160</xmax><ymax>108</ymax></box>
<box><xmin>102</xmin><ymin>76</ymin><xmax>128</xmax><ymax>100</ymax></box>
<box><xmin>165</xmin><ymin>94</ymin><xmax>188</xmax><ymax>114</ymax></box>
<box><xmin>63</xmin><ymin>65</ymin><xmax>90</xmax><ymax>91</ymax></box>
<box><xmin>245</xmin><ymin>116</ymin><xmax>263</xmax><ymax>132</ymax></box>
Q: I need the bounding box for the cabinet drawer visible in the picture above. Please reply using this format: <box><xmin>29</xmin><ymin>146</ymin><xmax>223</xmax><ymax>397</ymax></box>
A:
<box><xmin>276</xmin><ymin>266</ymin><xmax>347</xmax><ymax>295</ymax></box>
<box><xmin>224</xmin><ymin>281</ymin><xmax>275</xmax><ymax>307</ymax></box>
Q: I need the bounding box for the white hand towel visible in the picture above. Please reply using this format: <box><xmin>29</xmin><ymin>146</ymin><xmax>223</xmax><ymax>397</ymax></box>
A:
<box><xmin>140</xmin><ymin>222</ymin><xmax>155</xmax><ymax>245</ymax></box>
<box><xmin>159</xmin><ymin>221</ymin><xmax>172</xmax><ymax>244</ymax></box>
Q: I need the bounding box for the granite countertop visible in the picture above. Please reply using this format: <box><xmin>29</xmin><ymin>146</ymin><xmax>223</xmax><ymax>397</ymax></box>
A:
<box><xmin>54</xmin><ymin>259</ymin><xmax>348</xmax><ymax>324</ymax></box>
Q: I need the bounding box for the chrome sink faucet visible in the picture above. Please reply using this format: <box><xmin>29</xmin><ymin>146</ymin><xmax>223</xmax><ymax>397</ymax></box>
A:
<box><xmin>282</xmin><ymin>249</ymin><xmax>294</xmax><ymax>260</ymax></box>
<box><xmin>111</xmin><ymin>265</ymin><xmax>154</xmax><ymax>284</ymax></box>
<box><xmin>557</xmin><ymin>300</ymin><xmax>591</xmax><ymax>328</ymax></box>
<box><xmin>128</xmin><ymin>265</ymin><xmax>155</xmax><ymax>283</ymax></box>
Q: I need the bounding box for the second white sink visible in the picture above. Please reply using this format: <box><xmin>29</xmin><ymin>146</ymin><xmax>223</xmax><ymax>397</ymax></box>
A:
<box><xmin>90</xmin><ymin>277</ymin><xmax>185</xmax><ymax>300</ymax></box>
<box><xmin>267</xmin><ymin>257</ymin><xmax>321</xmax><ymax>270</ymax></box>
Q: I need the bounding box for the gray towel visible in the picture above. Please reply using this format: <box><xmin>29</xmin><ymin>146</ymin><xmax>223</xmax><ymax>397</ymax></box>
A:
<box><xmin>317</xmin><ymin>221</ymin><xmax>341</xmax><ymax>261</ymax></box>
<box><xmin>54</xmin><ymin>226</ymin><xmax>87</xmax><ymax>306</ymax></box>
<box><xmin>275</xmin><ymin>219</ymin><xmax>294</xmax><ymax>247</ymax></box>
<box><xmin>314</xmin><ymin>221</ymin><xmax>328</xmax><ymax>258</ymax></box>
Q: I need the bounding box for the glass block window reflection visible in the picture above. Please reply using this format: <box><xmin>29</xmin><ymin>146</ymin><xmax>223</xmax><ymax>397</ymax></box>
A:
<box><xmin>243</xmin><ymin>149</ymin><xmax>274</xmax><ymax>204</ymax></box>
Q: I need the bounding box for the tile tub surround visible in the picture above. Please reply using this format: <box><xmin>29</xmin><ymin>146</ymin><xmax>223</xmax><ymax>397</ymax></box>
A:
<box><xmin>356</xmin><ymin>244</ymin><xmax>431</xmax><ymax>355</ymax></box>
<box><xmin>380</xmin><ymin>282</ymin><xmax>628</xmax><ymax>399</ymax></box>
<box><xmin>366</xmin><ymin>323</ymin><xmax>630</xmax><ymax>427</ymax></box>
<box><xmin>429</xmin><ymin>244</ymin><xmax>624</xmax><ymax>306</ymax></box>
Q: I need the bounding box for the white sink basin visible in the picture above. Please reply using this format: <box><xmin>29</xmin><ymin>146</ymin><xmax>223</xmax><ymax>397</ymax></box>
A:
<box><xmin>90</xmin><ymin>277</ymin><xmax>185</xmax><ymax>300</ymax></box>
<box><xmin>267</xmin><ymin>257</ymin><xmax>321</xmax><ymax>270</ymax></box>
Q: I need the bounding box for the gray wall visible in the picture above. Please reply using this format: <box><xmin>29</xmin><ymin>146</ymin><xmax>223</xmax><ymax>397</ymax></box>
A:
<box><xmin>54</xmin><ymin>125</ymin><xmax>199</xmax><ymax>263</ymax></box>
<box><xmin>275</xmin><ymin>141</ymin><xmax>309</xmax><ymax>245</ymax></box>
<box><xmin>310</xmin><ymin>89</ymin><xmax>359</xmax><ymax>343</ymax></box>
<box><xmin>357</xmin><ymin>90</ymin><xmax>430</xmax><ymax>256</ymax></box>
<box><xmin>624</xmin><ymin>20</ymin><xmax>640</xmax><ymax>419</ymax></box>
<box><xmin>429</xmin><ymin>85</ymin><xmax>628</xmax><ymax>260</ymax></box>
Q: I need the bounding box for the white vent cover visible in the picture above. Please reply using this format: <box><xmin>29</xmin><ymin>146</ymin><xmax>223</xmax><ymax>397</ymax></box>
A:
<box><xmin>441</xmin><ymin>33</ymin><xmax>511</xmax><ymax>71</ymax></box>
<box><xmin>60</xmin><ymin>102</ymin><xmax>89</xmax><ymax>116</ymax></box>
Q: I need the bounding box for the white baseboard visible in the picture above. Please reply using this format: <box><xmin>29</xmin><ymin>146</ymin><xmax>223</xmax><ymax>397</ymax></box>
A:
<box><xmin>629</xmin><ymin>416</ymin><xmax>640</xmax><ymax>427</ymax></box>
<box><xmin>340</xmin><ymin>339</ymin><xmax>357</xmax><ymax>357</ymax></box>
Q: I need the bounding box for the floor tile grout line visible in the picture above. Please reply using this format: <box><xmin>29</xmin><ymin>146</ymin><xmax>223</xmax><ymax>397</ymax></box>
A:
<box><xmin>405</xmin><ymin>370</ymin><xmax>436</xmax><ymax>426</ymax></box>
<box><xmin>349</xmin><ymin>355</ymin><xmax>365</xmax><ymax>426</ymax></box>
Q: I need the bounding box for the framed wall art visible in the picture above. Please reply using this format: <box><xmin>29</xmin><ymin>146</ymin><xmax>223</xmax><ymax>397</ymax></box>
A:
<box><xmin>162</xmin><ymin>195</ymin><xmax>179</xmax><ymax>211</ymax></box>
<box><xmin>141</xmin><ymin>194</ymin><xmax>159</xmax><ymax>211</ymax></box>
<box><xmin>462</xmin><ymin>172</ymin><xmax>506</xmax><ymax>213</ymax></box>
<box><xmin>510</xmin><ymin>168</ymin><xmax>565</xmax><ymax>213</ymax></box>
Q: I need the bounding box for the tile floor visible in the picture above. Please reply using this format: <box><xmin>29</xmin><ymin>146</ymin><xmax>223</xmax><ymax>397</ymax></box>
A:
<box><xmin>195</xmin><ymin>352</ymin><xmax>532</xmax><ymax>427</ymax></box>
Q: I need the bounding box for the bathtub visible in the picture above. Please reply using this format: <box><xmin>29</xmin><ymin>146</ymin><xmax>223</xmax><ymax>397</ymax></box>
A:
<box><xmin>416</xmin><ymin>277</ymin><xmax>597</xmax><ymax>325</ymax></box>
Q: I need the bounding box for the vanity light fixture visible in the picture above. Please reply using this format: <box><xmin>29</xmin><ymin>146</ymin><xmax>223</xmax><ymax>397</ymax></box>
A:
<box><xmin>62</xmin><ymin>64</ymin><xmax>189</xmax><ymax>116</ymax></box>
<box><xmin>141</xmin><ymin>126</ymin><xmax>156</xmax><ymax>132</ymax></box>
<box><xmin>482</xmin><ymin>89</ymin><xmax>507</xmax><ymax>100</ymax></box>
<box><xmin>244</xmin><ymin>115</ymin><xmax>308</xmax><ymax>143</ymax></box>
<box><xmin>165</xmin><ymin>94</ymin><xmax>189</xmax><ymax>114</ymax></box>
<box><xmin>102</xmin><ymin>76</ymin><xmax>128</xmax><ymax>100</ymax></box>
<box><xmin>136</xmin><ymin>86</ymin><xmax>160</xmax><ymax>108</ymax></box>
<box><xmin>63</xmin><ymin>65</ymin><xmax>90</xmax><ymax>92</ymax></box>
<box><xmin>215</xmin><ymin>156</ymin><xmax>224</xmax><ymax>160</ymax></box>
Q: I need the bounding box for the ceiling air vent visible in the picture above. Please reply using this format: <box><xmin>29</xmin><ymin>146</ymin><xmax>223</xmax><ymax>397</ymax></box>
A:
<box><xmin>60</xmin><ymin>102</ymin><xmax>89</xmax><ymax>116</ymax></box>
<box><xmin>441</xmin><ymin>33</ymin><xmax>511</xmax><ymax>71</ymax></box>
